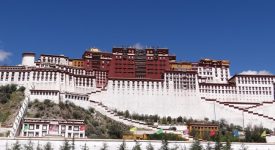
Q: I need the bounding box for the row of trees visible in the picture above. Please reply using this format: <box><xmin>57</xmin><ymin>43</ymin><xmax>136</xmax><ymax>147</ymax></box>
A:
<box><xmin>7</xmin><ymin>140</ymin><xmax>182</xmax><ymax>150</ymax></box>
<box><xmin>115</xmin><ymin>110</ymin><xmax>270</xmax><ymax>143</ymax></box>
<box><xmin>115</xmin><ymin>110</ymin><xmax>215</xmax><ymax>125</ymax></box>
<box><xmin>6</xmin><ymin>139</ymin><xmax>251</xmax><ymax>150</ymax></box>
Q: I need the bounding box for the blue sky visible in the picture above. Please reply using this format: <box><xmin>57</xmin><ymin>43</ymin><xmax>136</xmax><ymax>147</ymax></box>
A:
<box><xmin>0</xmin><ymin>0</ymin><xmax>274</xmax><ymax>75</ymax></box>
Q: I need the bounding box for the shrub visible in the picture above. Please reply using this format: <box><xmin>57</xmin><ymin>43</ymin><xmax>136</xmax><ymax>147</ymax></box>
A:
<box><xmin>60</xmin><ymin>140</ymin><xmax>71</xmax><ymax>150</ymax></box>
<box><xmin>190</xmin><ymin>140</ymin><xmax>203</xmax><ymax>150</ymax></box>
<box><xmin>159</xmin><ymin>139</ymin><xmax>169</xmax><ymax>150</ymax></box>
<box><xmin>132</xmin><ymin>141</ymin><xmax>141</xmax><ymax>150</ymax></box>
<box><xmin>146</xmin><ymin>143</ymin><xmax>154</xmax><ymax>150</ymax></box>
<box><xmin>88</xmin><ymin>107</ymin><xmax>95</xmax><ymax>114</ymax></box>
<box><xmin>118</xmin><ymin>141</ymin><xmax>126</xmax><ymax>150</ymax></box>
<box><xmin>11</xmin><ymin>141</ymin><xmax>21</xmax><ymax>150</ymax></box>
<box><xmin>44</xmin><ymin>142</ymin><xmax>53</xmax><ymax>150</ymax></box>
<box><xmin>18</xmin><ymin>86</ymin><xmax>26</xmax><ymax>92</ymax></box>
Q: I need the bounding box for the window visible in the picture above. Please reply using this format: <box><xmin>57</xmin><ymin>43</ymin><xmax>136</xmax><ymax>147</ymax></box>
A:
<box><xmin>36</xmin><ymin>125</ymin><xmax>40</xmax><ymax>129</ymax></box>
<box><xmin>42</xmin><ymin>125</ymin><xmax>47</xmax><ymax>130</ymax></box>
<box><xmin>28</xmin><ymin>132</ymin><xmax>34</xmax><ymax>137</ymax></box>
<box><xmin>73</xmin><ymin>133</ymin><xmax>79</xmax><ymax>137</ymax></box>
<box><xmin>42</xmin><ymin>131</ymin><xmax>47</xmax><ymax>136</ymax></box>
<box><xmin>29</xmin><ymin>124</ymin><xmax>34</xmax><ymax>130</ymax></box>
<box><xmin>68</xmin><ymin>126</ymin><xmax>72</xmax><ymax>130</ymax></box>
<box><xmin>61</xmin><ymin>125</ymin><xmax>66</xmax><ymax>131</ymax></box>
<box><xmin>73</xmin><ymin>126</ymin><xmax>79</xmax><ymax>131</ymax></box>
<box><xmin>35</xmin><ymin>132</ymin><xmax>39</xmax><ymax>137</ymax></box>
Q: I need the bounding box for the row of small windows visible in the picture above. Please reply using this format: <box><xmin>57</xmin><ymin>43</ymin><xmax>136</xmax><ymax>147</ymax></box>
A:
<box><xmin>237</xmin><ymin>77</ymin><xmax>274</xmax><ymax>84</ymax></box>
<box><xmin>200</xmin><ymin>89</ymin><xmax>237</xmax><ymax>94</ymax></box>
<box><xmin>0</xmin><ymin>71</ymin><xmax>95</xmax><ymax>88</ymax></box>
<box><xmin>30</xmin><ymin>91</ymin><xmax>58</xmax><ymax>96</ymax></box>
<box><xmin>65</xmin><ymin>94</ymin><xmax>89</xmax><ymax>101</ymax></box>
<box><xmin>166</xmin><ymin>73</ymin><xmax>195</xmax><ymax>78</ymax></box>
<box><xmin>238</xmin><ymin>91</ymin><xmax>272</xmax><ymax>95</ymax></box>
<box><xmin>41</xmin><ymin>56</ymin><xmax>68</xmax><ymax>63</ymax></box>
<box><xmin>113</xmin><ymin>81</ymin><xmax>164</xmax><ymax>88</ymax></box>
<box><xmin>238</xmin><ymin>86</ymin><xmax>271</xmax><ymax>91</ymax></box>
<box><xmin>200</xmin><ymin>85</ymin><xmax>235</xmax><ymax>90</ymax></box>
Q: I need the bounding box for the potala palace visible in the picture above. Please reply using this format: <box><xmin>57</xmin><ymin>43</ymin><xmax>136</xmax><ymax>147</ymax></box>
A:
<box><xmin>1</xmin><ymin>47</ymin><xmax>275</xmax><ymax>136</ymax></box>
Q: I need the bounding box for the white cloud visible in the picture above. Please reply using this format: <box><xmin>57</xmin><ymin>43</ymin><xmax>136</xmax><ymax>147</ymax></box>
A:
<box><xmin>132</xmin><ymin>43</ymin><xmax>143</xmax><ymax>49</ymax></box>
<box><xmin>240</xmin><ymin>70</ymin><xmax>272</xmax><ymax>75</ymax></box>
<box><xmin>0</xmin><ymin>50</ymin><xmax>11</xmax><ymax>62</ymax></box>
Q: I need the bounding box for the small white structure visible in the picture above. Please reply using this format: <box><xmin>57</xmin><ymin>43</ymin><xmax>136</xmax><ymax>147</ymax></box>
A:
<box><xmin>20</xmin><ymin>118</ymin><xmax>86</xmax><ymax>138</ymax></box>
<box><xmin>21</xmin><ymin>53</ymin><xmax>36</xmax><ymax>66</ymax></box>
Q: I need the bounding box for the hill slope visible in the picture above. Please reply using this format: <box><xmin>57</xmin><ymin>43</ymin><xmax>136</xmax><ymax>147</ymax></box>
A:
<box><xmin>26</xmin><ymin>99</ymin><xmax>130</xmax><ymax>139</ymax></box>
<box><xmin>0</xmin><ymin>84</ymin><xmax>25</xmax><ymax>127</ymax></box>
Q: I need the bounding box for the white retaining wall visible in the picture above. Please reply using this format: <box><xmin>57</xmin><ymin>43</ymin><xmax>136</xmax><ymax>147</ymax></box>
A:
<box><xmin>0</xmin><ymin>138</ymin><xmax>274</xmax><ymax>150</ymax></box>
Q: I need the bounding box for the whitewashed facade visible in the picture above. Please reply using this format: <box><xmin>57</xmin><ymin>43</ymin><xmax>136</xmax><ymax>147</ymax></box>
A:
<box><xmin>1</xmin><ymin>53</ymin><xmax>275</xmax><ymax>130</ymax></box>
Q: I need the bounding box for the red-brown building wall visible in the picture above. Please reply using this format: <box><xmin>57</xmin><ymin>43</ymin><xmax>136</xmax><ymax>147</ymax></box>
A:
<box><xmin>82</xmin><ymin>47</ymin><xmax>174</xmax><ymax>80</ymax></box>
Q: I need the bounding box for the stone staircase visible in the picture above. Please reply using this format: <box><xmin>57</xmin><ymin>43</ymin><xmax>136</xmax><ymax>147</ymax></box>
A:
<box><xmin>87</xmin><ymin>99</ymin><xmax>185</xmax><ymax>135</ymax></box>
<box><xmin>9</xmin><ymin>96</ymin><xmax>29</xmax><ymax>137</ymax></box>
<box><xmin>201</xmin><ymin>97</ymin><xmax>275</xmax><ymax>123</ymax></box>
<box><xmin>88</xmin><ymin>100</ymin><xmax>157</xmax><ymax>130</ymax></box>
<box><xmin>245</xmin><ymin>100</ymin><xmax>275</xmax><ymax>110</ymax></box>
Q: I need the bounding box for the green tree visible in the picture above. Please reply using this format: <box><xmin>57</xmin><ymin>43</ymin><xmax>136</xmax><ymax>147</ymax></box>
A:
<box><xmin>125</xmin><ymin>110</ymin><xmax>130</xmax><ymax>118</ymax></box>
<box><xmin>108</xmin><ymin>123</ymin><xmax>124</xmax><ymax>139</ymax></box>
<box><xmin>72</xmin><ymin>136</ymin><xmax>75</xmax><ymax>150</ymax></box>
<box><xmin>167</xmin><ymin>116</ymin><xmax>172</xmax><ymax>124</ymax></box>
<box><xmin>223</xmin><ymin>137</ymin><xmax>232</xmax><ymax>150</ymax></box>
<box><xmin>44</xmin><ymin>142</ymin><xmax>53</xmax><ymax>150</ymax></box>
<box><xmin>132</xmin><ymin>141</ymin><xmax>141</xmax><ymax>150</ymax></box>
<box><xmin>11</xmin><ymin>141</ymin><xmax>21</xmax><ymax>150</ymax></box>
<box><xmin>176</xmin><ymin>116</ymin><xmax>183</xmax><ymax>123</ymax></box>
<box><xmin>81</xmin><ymin>143</ymin><xmax>89</xmax><ymax>150</ymax></box>
<box><xmin>18</xmin><ymin>86</ymin><xmax>26</xmax><ymax>92</ymax></box>
<box><xmin>146</xmin><ymin>143</ymin><xmax>154</xmax><ymax>150</ymax></box>
<box><xmin>36</xmin><ymin>142</ymin><xmax>42</xmax><ymax>150</ymax></box>
<box><xmin>159</xmin><ymin>139</ymin><xmax>169</xmax><ymax>150</ymax></box>
<box><xmin>24</xmin><ymin>140</ymin><xmax>34</xmax><ymax>150</ymax></box>
<box><xmin>100</xmin><ymin>143</ymin><xmax>108</xmax><ymax>150</ymax></box>
<box><xmin>161</xmin><ymin>117</ymin><xmax>167</xmax><ymax>124</ymax></box>
<box><xmin>190</xmin><ymin>140</ymin><xmax>203</xmax><ymax>150</ymax></box>
<box><xmin>60</xmin><ymin>140</ymin><xmax>71</xmax><ymax>150</ymax></box>
<box><xmin>214</xmin><ymin>141</ymin><xmax>223</xmax><ymax>150</ymax></box>
<box><xmin>118</xmin><ymin>141</ymin><xmax>126</xmax><ymax>150</ymax></box>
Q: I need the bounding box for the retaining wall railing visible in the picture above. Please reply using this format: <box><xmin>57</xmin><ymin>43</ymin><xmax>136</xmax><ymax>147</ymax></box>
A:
<box><xmin>9</xmin><ymin>96</ymin><xmax>29</xmax><ymax>137</ymax></box>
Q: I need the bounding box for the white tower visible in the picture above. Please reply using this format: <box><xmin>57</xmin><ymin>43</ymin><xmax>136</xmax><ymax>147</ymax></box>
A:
<box><xmin>22</xmin><ymin>52</ymin><xmax>36</xmax><ymax>66</ymax></box>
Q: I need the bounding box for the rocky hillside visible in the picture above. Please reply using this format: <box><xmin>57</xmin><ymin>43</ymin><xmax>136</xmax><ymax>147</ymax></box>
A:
<box><xmin>0</xmin><ymin>84</ymin><xmax>25</xmax><ymax>127</ymax></box>
<box><xmin>26</xmin><ymin>99</ymin><xmax>130</xmax><ymax>139</ymax></box>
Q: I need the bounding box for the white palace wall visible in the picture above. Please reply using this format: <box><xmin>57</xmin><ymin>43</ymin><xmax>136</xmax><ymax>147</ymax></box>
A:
<box><xmin>96</xmin><ymin>78</ymin><xmax>275</xmax><ymax>129</ymax></box>
<box><xmin>1</xmin><ymin>64</ymin><xmax>275</xmax><ymax>129</ymax></box>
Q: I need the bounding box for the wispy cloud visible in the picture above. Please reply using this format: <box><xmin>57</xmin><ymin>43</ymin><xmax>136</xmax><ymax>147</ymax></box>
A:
<box><xmin>240</xmin><ymin>70</ymin><xmax>272</xmax><ymax>75</ymax></box>
<box><xmin>132</xmin><ymin>43</ymin><xmax>143</xmax><ymax>49</ymax></box>
<box><xmin>0</xmin><ymin>49</ymin><xmax>11</xmax><ymax>62</ymax></box>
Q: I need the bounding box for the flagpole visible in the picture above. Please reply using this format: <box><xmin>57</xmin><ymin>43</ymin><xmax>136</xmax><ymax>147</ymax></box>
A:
<box><xmin>214</xmin><ymin>102</ymin><xmax>216</xmax><ymax>121</ymax></box>
<box><xmin>242</xmin><ymin>111</ymin><xmax>244</xmax><ymax>130</ymax></box>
